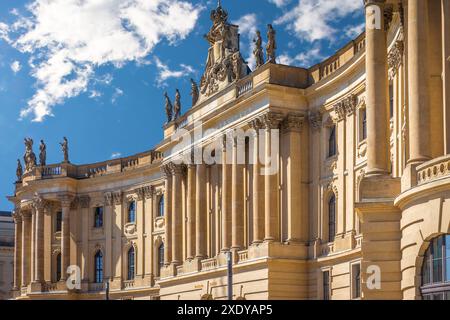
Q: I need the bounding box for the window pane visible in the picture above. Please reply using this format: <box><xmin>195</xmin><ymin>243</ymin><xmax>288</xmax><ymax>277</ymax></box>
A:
<box><xmin>159</xmin><ymin>196</ymin><xmax>164</xmax><ymax>217</ymax></box>
<box><xmin>446</xmin><ymin>235</ymin><xmax>450</xmax><ymax>258</ymax></box>
<box><xmin>433</xmin><ymin>257</ymin><xmax>443</xmax><ymax>283</ymax></box>
<box><xmin>446</xmin><ymin>258</ymin><xmax>450</xmax><ymax>282</ymax></box>
<box><xmin>56</xmin><ymin>212</ymin><xmax>62</xmax><ymax>232</ymax></box>
<box><xmin>446</xmin><ymin>291</ymin><xmax>450</xmax><ymax>300</ymax></box>
<box><xmin>323</xmin><ymin>271</ymin><xmax>330</xmax><ymax>300</ymax></box>
<box><xmin>422</xmin><ymin>257</ymin><xmax>430</xmax><ymax>285</ymax></box>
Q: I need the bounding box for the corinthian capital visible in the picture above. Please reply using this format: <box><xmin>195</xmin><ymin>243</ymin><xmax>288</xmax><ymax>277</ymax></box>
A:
<box><xmin>169</xmin><ymin>162</ymin><xmax>187</xmax><ymax>176</ymax></box>
<box><xmin>32</xmin><ymin>194</ymin><xmax>47</xmax><ymax>211</ymax></box>
<box><xmin>260</xmin><ymin>111</ymin><xmax>284</xmax><ymax>130</ymax></box>
<box><xmin>281</xmin><ymin>112</ymin><xmax>304</xmax><ymax>133</ymax></box>
<box><xmin>58</xmin><ymin>194</ymin><xmax>75</xmax><ymax>208</ymax></box>
<box><xmin>161</xmin><ymin>164</ymin><xmax>172</xmax><ymax>178</ymax></box>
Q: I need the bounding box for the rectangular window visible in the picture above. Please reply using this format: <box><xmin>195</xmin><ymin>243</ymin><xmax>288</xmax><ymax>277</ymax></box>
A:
<box><xmin>361</xmin><ymin>109</ymin><xmax>367</xmax><ymax>141</ymax></box>
<box><xmin>56</xmin><ymin>211</ymin><xmax>62</xmax><ymax>232</ymax></box>
<box><xmin>389</xmin><ymin>83</ymin><xmax>394</xmax><ymax>119</ymax></box>
<box><xmin>94</xmin><ymin>207</ymin><xmax>104</xmax><ymax>228</ymax></box>
<box><xmin>323</xmin><ymin>271</ymin><xmax>330</xmax><ymax>300</ymax></box>
<box><xmin>352</xmin><ymin>264</ymin><xmax>361</xmax><ymax>299</ymax></box>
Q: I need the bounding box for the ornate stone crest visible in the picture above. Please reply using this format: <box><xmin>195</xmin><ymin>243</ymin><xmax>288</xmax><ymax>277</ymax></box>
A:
<box><xmin>199</xmin><ymin>2</ymin><xmax>249</xmax><ymax>99</ymax></box>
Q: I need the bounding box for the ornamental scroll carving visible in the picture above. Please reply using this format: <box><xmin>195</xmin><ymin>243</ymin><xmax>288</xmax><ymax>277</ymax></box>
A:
<box><xmin>333</xmin><ymin>95</ymin><xmax>358</xmax><ymax>121</ymax></box>
<box><xmin>308</xmin><ymin>111</ymin><xmax>323</xmax><ymax>131</ymax></box>
<box><xmin>388</xmin><ymin>40</ymin><xmax>404</xmax><ymax>80</ymax></box>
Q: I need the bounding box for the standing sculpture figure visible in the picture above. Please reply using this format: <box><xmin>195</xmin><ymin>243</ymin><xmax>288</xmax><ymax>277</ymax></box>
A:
<box><xmin>164</xmin><ymin>92</ymin><xmax>173</xmax><ymax>123</ymax></box>
<box><xmin>23</xmin><ymin>138</ymin><xmax>37</xmax><ymax>172</ymax></box>
<box><xmin>232</xmin><ymin>52</ymin><xmax>242</xmax><ymax>81</ymax></box>
<box><xmin>253</xmin><ymin>30</ymin><xmax>264</xmax><ymax>68</ymax></box>
<box><xmin>174</xmin><ymin>89</ymin><xmax>181</xmax><ymax>120</ymax></box>
<box><xmin>60</xmin><ymin>137</ymin><xmax>69</xmax><ymax>163</ymax></box>
<box><xmin>16</xmin><ymin>159</ymin><xmax>23</xmax><ymax>182</ymax></box>
<box><xmin>266</xmin><ymin>24</ymin><xmax>277</xmax><ymax>63</ymax></box>
<box><xmin>39</xmin><ymin>140</ymin><xmax>46</xmax><ymax>166</ymax></box>
<box><xmin>190</xmin><ymin>79</ymin><xmax>199</xmax><ymax>106</ymax></box>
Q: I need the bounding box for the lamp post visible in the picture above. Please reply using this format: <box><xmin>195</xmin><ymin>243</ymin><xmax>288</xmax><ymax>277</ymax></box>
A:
<box><xmin>105</xmin><ymin>279</ymin><xmax>110</xmax><ymax>301</ymax></box>
<box><xmin>227</xmin><ymin>251</ymin><xmax>233</xmax><ymax>300</ymax></box>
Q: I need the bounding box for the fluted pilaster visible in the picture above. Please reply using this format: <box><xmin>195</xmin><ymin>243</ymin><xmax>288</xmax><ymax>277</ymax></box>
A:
<box><xmin>261</xmin><ymin>111</ymin><xmax>283</xmax><ymax>242</ymax></box>
<box><xmin>59</xmin><ymin>194</ymin><xmax>74</xmax><ymax>281</ymax></box>
<box><xmin>12</xmin><ymin>211</ymin><xmax>22</xmax><ymax>290</ymax></box>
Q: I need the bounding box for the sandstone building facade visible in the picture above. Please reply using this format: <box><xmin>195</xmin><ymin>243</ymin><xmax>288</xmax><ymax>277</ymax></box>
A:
<box><xmin>0</xmin><ymin>212</ymin><xmax>14</xmax><ymax>300</ymax></box>
<box><xmin>8</xmin><ymin>0</ymin><xmax>450</xmax><ymax>300</ymax></box>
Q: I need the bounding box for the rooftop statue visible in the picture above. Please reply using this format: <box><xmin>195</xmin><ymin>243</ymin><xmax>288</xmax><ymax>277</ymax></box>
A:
<box><xmin>253</xmin><ymin>30</ymin><xmax>265</xmax><ymax>69</ymax></box>
<box><xmin>174</xmin><ymin>89</ymin><xmax>181</xmax><ymax>120</ymax></box>
<box><xmin>266</xmin><ymin>24</ymin><xmax>277</xmax><ymax>63</ymax></box>
<box><xmin>60</xmin><ymin>137</ymin><xmax>69</xmax><ymax>163</ymax></box>
<box><xmin>164</xmin><ymin>92</ymin><xmax>173</xmax><ymax>123</ymax></box>
<box><xmin>199</xmin><ymin>0</ymin><xmax>249</xmax><ymax>98</ymax></box>
<box><xmin>190</xmin><ymin>79</ymin><xmax>199</xmax><ymax>106</ymax></box>
<box><xmin>23</xmin><ymin>137</ymin><xmax>37</xmax><ymax>173</ymax></box>
<box><xmin>39</xmin><ymin>139</ymin><xmax>46</xmax><ymax>166</ymax></box>
<box><xmin>16</xmin><ymin>159</ymin><xmax>23</xmax><ymax>182</ymax></box>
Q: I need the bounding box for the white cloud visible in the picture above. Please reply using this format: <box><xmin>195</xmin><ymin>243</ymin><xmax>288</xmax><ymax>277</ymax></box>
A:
<box><xmin>232</xmin><ymin>14</ymin><xmax>258</xmax><ymax>70</ymax></box>
<box><xmin>268</xmin><ymin>0</ymin><xmax>290</xmax><ymax>8</ymax></box>
<box><xmin>2</xmin><ymin>0</ymin><xmax>202</xmax><ymax>122</ymax></box>
<box><xmin>111</xmin><ymin>152</ymin><xmax>122</xmax><ymax>159</ymax></box>
<box><xmin>89</xmin><ymin>90</ymin><xmax>102</xmax><ymax>99</ymax></box>
<box><xmin>278</xmin><ymin>47</ymin><xmax>324</xmax><ymax>67</ymax></box>
<box><xmin>275</xmin><ymin>0</ymin><xmax>363</xmax><ymax>42</ymax></box>
<box><xmin>0</xmin><ymin>22</ymin><xmax>10</xmax><ymax>43</ymax></box>
<box><xmin>154</xmin><ymin>56</ymin><xmax>195</xmax><ymax>87</ymax></box>
<box><xmin>11</xmin><ymin>60</ymin><xmax>22</xmax><ymax>73</ymax></box>
<box><xmin>111</xmin><ymin>88</ymin><xmax>124</xmax><ymax>104</ymax></box>
<box><xmin>345</xmin><ymin>23</ymin><xmax>365</xmax><ymax>38</ymax></box>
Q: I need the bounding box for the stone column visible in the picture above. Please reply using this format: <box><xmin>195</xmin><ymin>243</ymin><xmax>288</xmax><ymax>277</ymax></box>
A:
<box><xmin>428</xmin><ymin>0</ymin><xmax>444</xmax><ymax>158</ymax></box>
<box><xmin>221</xmin><ymin>135</ymin><xmax>232</xmax><ymax>251</ymax></box>
<box><xmin>59</xmin><ymin>194</ymin><xmax>73</xmax><ymax>281</ymax></box>
<box><xmin>196</xmin><ymin>162</ymin><xmax>207</xmax><ymax>258</ymax></box>
<box><xmin>162</xmin><ymin>165</ymin><xmax>172</xmax><ymax>266</ymax></box>
<box><xmin>186</xmin><ymin>163</ymin><xmax>196</xmax><ymax>260</ymax></box>
<box><xmin>12</xmin><ymin>211</ymin><xmax>22</xmax><ymax>290</ymax></box>
<box><xmin>79</xmin><ymin>196</ymin><xmax>90</xmax><ymax>284</ymax></box>
<box><xmin>250</xmin><ymin>119</ymin><xmax>264</xmax><ymax>244</ymax></box>
<box><xmin>408</xmin><ymin>0</ymin><xmax>432</xmax><ymax>164</ymax></box>
<box><xmin>21</xmin><ymin>211</ymin><xmax>31</xmax><ymax>288</ymax></box>
<box><xmin>262</xmin><ymin>112</ymin><xmax>283</xmax><ymax>242</ymax></box>
<box><xmin>231</xmin><ymin>136</ymin><xmax>244</xmax><ymax>251</ymax></box>
<box><xmin>32</xmin><ymin>197</ymin><xmax>45</xmax><ymax>284</ymax></box>
<box><xmin>364</xmin><ymin>0</ymin><xmax>390</xmax><ymax>175</ymax></box>
<box><xmin>282</xmin><ymin>113</ymin><xmax>305</xmax><ymax>242</ymax></box>
<box><xmin>112</xmin><ymin>193</ymin><xmax>123</xmax><ymax>286</ymax></box>
<box><xmin>30</xmin><ymin>209</ymin><xmax>35</xmax><ymax>283</ymax></box>
<box><xmin>443</xmin><ymin>0</ymin><xmax>450</xmax><ymax>153</ymax></box>
<box><xmin>136</xmin><ymin>189</ymin><xmax>145</xmax><ymax>279</ymax></box>
<box><xmin>170</xmin><ymin>163</ymin><xmax>184</xmax><ymax>266</ymax></box>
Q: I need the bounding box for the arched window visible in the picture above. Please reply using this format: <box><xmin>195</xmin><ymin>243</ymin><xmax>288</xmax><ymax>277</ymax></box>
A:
<box><xmin>158</xmin><ymin>196</ymin><xmax>164</xmax><ymax>217</ymax></box>
<box><xmin>94</xmin><ymin>251</ymin><xmax>103</xmax><ymax>284</ymax></box>
<box><xmin>127</xmin><ymin>247</ymin><xmax>135</xmax><ymax>280</ymax></box>
<box><xmin>94</xmin><ymin>207</ymin><xmax>103</xmax><ymax>228</ymax></box>
<box><xmin>328</xmin><ymin>126</ymin><xmax>336</xmax><ymax>157</ymax></box>
<box><xmin>421</xmin><ymin>234</ymin><xmax>450</xmax><ymax>300</ymax></box>
<box><xmin>128</xmin><ymin>201</ymin><xmax>136</xmax><ymax>223</ymax></box>
<box><xmin>56</xmin><ymin>253</ymin><xmax>62</xmax><ymax>282</ymax></box>
<box><xmin>328</xmin><ymin>194</ymin><xmax>336</xmax><ymax>242</ymax></box>
<box><xmin>158</xmin><ymin>243</ymin><xmax>164</xmax><ymax>276</ymax></box>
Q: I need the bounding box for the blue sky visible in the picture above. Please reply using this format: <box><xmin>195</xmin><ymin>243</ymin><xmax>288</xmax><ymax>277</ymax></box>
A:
<box><xmin>0</xmin><ymin>0</ymin><xmax>364</xmax><ymax>210</ymax></box>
